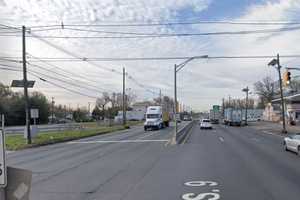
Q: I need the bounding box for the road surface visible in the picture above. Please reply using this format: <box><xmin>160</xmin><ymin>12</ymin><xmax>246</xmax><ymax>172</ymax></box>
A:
<box><xmin>7</xmin><ymin>122</ymin><xmax>300</xmax><ymax>200</ymax></box>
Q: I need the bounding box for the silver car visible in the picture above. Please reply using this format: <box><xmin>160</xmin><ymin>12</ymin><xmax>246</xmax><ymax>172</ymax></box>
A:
<box><xmin>283</xmin><ymin>134</ymin><xmax>300</xmax><ymax>155</ymax></box>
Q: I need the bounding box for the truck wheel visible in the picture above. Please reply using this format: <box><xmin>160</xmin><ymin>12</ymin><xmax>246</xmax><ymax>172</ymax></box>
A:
<box><xmin>144</xmin><ymin>127</ymin><xmax>147</xmax><ymax>131</ymax></box>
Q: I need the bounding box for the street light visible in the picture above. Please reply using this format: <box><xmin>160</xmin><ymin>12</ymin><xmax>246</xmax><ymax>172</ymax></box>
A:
<box><xmin>242</xmin><ymin>87</ymin><xmax>249</xmax><ymax>126</ymax></box>
<box><xmin>268</xmin><ymin>54</ymin><xmax>287</xmax><ymax>133</ymax></box>
<box><xmin>172</xmin><ymin>55</ymin><xmax>208</xmax><ymax>144</ymax></box>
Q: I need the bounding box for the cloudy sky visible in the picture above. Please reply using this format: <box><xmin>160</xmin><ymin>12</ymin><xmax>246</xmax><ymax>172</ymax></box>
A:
<box><xmin>1</xmin><ymin>0</ymin><xmax>300</xmax><ymax>111</ymax></box>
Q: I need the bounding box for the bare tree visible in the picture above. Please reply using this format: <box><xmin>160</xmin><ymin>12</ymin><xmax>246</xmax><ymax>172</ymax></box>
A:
<box><xmin>95</xmin><ymin>92</ymin><xmax>111</xmax><ymax>119</ymax></box>
<box><xmin>254</xmin><ymin>76</ymin><xmax>279</xmax><ymax>107</ymax></box>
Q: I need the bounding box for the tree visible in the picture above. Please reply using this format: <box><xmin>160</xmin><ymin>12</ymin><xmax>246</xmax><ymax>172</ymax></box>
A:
<box><xmin>254</xmin><ymin>76</ymin><xmax>279</xmax><ymax>108</ymax></box>
<box><xmin>95</xmin><ymin>92</ymin><xmax>111</xmax><ymax>119</ymax></box>
<box><xmin>0</xmin><ymin>82</ymin><xmax>51</xmax><ymax>125</ymax></box>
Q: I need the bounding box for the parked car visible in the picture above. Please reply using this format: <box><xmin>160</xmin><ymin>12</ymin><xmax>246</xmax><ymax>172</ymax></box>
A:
<box><xmin>200</xmin><ymin>119</ymin><xmax>212</xmax><ymax>129</ymax></box>
<box><xmin>283</xmin><ymin>134</ymin><xmax>300</xmax><ymax>155</ymax></box>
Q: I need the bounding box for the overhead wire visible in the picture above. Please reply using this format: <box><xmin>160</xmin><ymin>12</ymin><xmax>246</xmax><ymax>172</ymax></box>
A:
<box><xmin>26</xmin><ymin>53</ymin><xmax>115</xmax><ymax>92</ymax></box>
<box><xmin>28</xmin><ymin>71</ymin><xmax>98</xmax><ymax>99</ymax></box>
<box><xmin>27</xmin><ymin>31</ymin><xmax>161</xmax><ymax>95</ymax></box>
<box><xmin>27</xmin><ymin>62</ymin><xmax>112</xmax><ymax>93</ymax></box>
<box><xmin>28</xmin><ymin>20</ymin><xmax>300</xmax><ymax>28</ymax></box>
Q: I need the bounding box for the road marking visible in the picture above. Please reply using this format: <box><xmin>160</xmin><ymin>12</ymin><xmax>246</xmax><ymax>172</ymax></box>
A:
<box><xmin>219</xmin><ymin>137</ymin><xmax>224</xmax><ymax>142</ymax></box>
<box><xmin>67</xmin><ymin>139</ymin><xmax>169</xmax><ymax>144</ymax></box>
<box><xmin>6</xmin><ymin>151</ymin><xmax>15</xmax><ymax>154</ymax></box>
<box><xmin>138</xmin><ymin>131</ymin><xmax>157</xmax><ymax>139</ymax></box>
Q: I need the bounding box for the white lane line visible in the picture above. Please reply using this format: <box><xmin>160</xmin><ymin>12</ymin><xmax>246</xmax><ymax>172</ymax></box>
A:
<box><xmin>219</xmin><ymin>137</ymin><xmax>224</xmax><ymax>142</ymax></box>
<box><xmin>138</xmin><ymin>131</ymin><xmax>157</xmax><ymax>139</ymax></box>
<box><xmin>67</xmin><ymin>139</ymin><xmax>168</xmax><ymax>144</ymax></box>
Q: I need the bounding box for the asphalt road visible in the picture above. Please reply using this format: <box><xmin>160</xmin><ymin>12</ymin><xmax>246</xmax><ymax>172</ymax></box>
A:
<box><xmin>7</xmin><ymin>122</ymin><xmax>300</xmax><ymax>200</ymax></box>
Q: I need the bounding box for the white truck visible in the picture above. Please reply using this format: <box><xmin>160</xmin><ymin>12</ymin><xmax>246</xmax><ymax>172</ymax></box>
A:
<box><xmin>209</xmin><ymin>109</ymin><xmax>221</xmax><ymax>124</ymax></box>
<box><xmin>224</xmin><ymin>108</ymin><xmax>242</xmax><ymax>126</ymax></box>
<box><xmin>144</xmin><ymin>106</ymin><xmax>170</xmax><ymax>131</ymax></box>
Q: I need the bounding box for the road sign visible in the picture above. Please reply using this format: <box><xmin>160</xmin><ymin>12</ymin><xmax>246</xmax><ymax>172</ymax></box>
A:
<box><xmin>213</xmin><ymin>105</ymin><xmax>220</xmax><ymax>112</ymax></box>
<box><xmin>30</xmin><ymin>109</ymin><xmax>39</xmax><ymax>119</ymax></box>
<box><xmin>0</xmin><ymin>129</ymin><xmax>6</xmax><ymax>188</ymax></box>
<box><xmin>11</xmin><ymin>80</ymin><xmax>35</xmax><ymax>88</ymax></box>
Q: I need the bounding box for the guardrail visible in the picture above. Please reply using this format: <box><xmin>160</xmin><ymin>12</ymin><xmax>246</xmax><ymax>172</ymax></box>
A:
<box><xmin>176</xmin><ymin>120</ymin><xmax>195</xmax><ymax>144</ymax></box>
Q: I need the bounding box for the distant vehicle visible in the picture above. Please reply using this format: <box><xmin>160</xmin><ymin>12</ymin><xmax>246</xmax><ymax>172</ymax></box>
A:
<box><xmin>209</xmin><ymin>109</ymin><xmax>220</xmax><ymax>124</ymax></box>
<box><xmin>283</xmin><ymin>134</ymin><xmax>300</xmax><ymax>155</ymax></box>
<box><xmin>224</xmin><ymin>108</ymin><xmax>242</xmax><ymax>126</ymax></box>
<box><xmin>183</xmin><ymin>115</ymin><xmax>192</xmax><ymax>121</ymax></box>
<box><xmin>200</xmin><ymin>119</ymin><xmax>212</xmax><ymax>129</ymax></box>
<box><xmin>144</xmin><ymin>106</ymin><xmax>170</xmax><ymax>131</ymax></box>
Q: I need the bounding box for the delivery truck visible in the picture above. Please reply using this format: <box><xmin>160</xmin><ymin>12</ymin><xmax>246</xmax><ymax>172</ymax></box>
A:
<box><xmin>224</xmin><ymin>108</ymin><xmax>242</xmax><ymax>126</ymax></box>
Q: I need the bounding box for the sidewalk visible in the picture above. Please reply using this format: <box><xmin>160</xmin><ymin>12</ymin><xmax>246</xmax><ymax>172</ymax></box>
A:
<box><xmin>247</xmin><ymin>121</ymin><xmax>300</xmax><ymax>137</ymax></box>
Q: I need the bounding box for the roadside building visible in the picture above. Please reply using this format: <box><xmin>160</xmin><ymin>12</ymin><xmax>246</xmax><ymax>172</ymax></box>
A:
<box><xmin>270</xmin><ymin>93</ymin><xmax>300</xmax><ymax>124</ymax></box>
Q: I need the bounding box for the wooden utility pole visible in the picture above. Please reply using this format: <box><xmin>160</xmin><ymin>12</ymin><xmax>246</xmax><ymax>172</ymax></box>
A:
<box><xmin>277</xmin><ymin>54</ymin><xmax>287</xmax><ymax>133</ymax></box>
<box><xmin>122</xmin><ymin>67</ymin><xmax>126</xmax><ymax>126</ymax></box>
<box><xmin>22</xmin><ymin>26</ymin><xmax>31</xmax><ymax>144</ymax></box>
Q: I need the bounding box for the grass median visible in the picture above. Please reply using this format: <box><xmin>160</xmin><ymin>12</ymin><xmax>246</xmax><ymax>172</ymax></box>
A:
<box><xmin>6</xmin><ymin>125</ymin><xmax>128</xmax><ymax>151</ymax></box>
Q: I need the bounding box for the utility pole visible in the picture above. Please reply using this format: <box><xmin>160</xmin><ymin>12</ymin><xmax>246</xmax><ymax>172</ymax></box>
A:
<box><xmin>268</xmin><ymin>54</ymin><xmax>287</xmax><ymax>133</ymax></box>
<box><xmin>122</xmin><ymin>67</ymin><xmax>126</xmax><ymax>126</ymax></box>
<box><xmin>22</xmin><ymin>26</ymin><xmax>31</xmax><ymax>144</ymax></box>
<box><xmin>51</xmin><ymin>97</ymin><xmax>55</xmax><ymax>124</ymax></box>
<box><xmin>277</xmin><ymin>54</ymin><xmax>286</xmax><ymax>133</ymax></box>
<box><xmin>159</xmin><ymin>89</ymin><xmax>162</xmax><ymax>106</ymax></box>
<box><xmin>242</xmin><ymin>87</ymin><xmax>249</xmax><ymax>126</ymax></box>
<box><xmin>88</xmin><ymin>102</ymin><xmax>91</xmax><ymax>116</ymax></box>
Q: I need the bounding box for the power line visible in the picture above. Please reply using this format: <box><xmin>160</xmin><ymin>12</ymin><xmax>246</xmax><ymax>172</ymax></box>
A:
<box><xmin>27</xmin><ymin>62</ymin><xmax>112</xmax><ymax>93</ymax></box>
<box><xmin>28</xmin><ymin>20</ymin><xmax>300</xmax><ymax>28</ymax></box>
<box><xmin>0</xmin><ymin>62</ymin><xmax>99</xmax><ymax>99</ymax></box>
<box><xmin>27</xmin><ymin>31</ymin><xmax>159</xmax><ymax>95</ymax></box>
<box><xmin>28</xmin><ymin>71</ymin><xmax>98</xmax><ymax>99</ymax></box>
<box><xmin>26</xmin><ymin>53</ymin><xmax>114</xmax><ymax>92</ymax></box>
<box><xmin>2</xmin><ymin>25</ymin><xmax>300</xmax><ymax>39</ymax></box>
<box><xmin>20</xmin><ymin>54</ymin><xmax>300</xmax><ymax>62</ymax></box>
<box><xmin>26</xmin><ymin>65</ymin><xmax>107</xmax><ymax>94</ymax></box>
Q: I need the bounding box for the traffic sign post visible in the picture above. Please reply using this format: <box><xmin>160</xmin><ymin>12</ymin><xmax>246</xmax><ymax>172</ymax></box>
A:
<box><xmin>0</xmin><ymin>115</ymin><xmax>7</xmax><ymax>188</ymax></box>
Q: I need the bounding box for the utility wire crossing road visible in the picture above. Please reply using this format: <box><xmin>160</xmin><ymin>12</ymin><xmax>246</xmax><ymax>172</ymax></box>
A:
<box><xmin>6</xmin><ymin>122</ymin><xmax>300</xmax><ymax>200</ymax></box>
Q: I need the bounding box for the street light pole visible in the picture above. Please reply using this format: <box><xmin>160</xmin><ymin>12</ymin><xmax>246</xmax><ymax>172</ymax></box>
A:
<box><xmin>174</xmin><ymin>64</ymin><xmax>178</xmax><ymax>142</ymax></box>
<box><xmin>268</xmin><ymin>54</ymin><xmax>287</xmax><ymax>133</ymax></box>
<box><xmin>172</xmin><ymin>55</ymin><xmax>208</xmax><ymax>144</ymax></box>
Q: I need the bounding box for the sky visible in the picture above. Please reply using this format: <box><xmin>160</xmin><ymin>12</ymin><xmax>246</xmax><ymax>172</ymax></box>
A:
<box><xmin>1</xmin><ymin>0</ymin><xmax>300</xmax><ymax>111</ymax></box>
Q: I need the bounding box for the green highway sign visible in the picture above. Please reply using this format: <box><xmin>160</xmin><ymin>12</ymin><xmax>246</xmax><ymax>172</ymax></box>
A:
<box><xmin>213</xmin><ymin>105</ymin><xmax>220</xmax><ymax>112</ymax></box>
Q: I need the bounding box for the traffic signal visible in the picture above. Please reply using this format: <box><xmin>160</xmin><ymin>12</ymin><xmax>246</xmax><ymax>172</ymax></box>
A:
<box><xmin>283</xmin><ymin>70</ymin><xmax>291</xmax><ymax>86</ymax></box>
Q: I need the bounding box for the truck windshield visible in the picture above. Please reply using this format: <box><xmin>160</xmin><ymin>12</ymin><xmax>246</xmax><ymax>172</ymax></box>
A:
<box><xmin>147</xmin><ymin>114</ymin><xmax>160</xmax><ymax>119</ymax></box>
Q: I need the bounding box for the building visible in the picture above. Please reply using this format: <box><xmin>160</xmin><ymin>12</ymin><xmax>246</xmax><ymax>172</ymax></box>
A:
<box><xmin>269</xmin><ymin>93</ymin><xmax>300</xmax><ymax>124</ymax></box>
<box><xmin>131</xmin><ymin>101</ymin><xmax>153</xmax><ymax>113</ymax></box>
